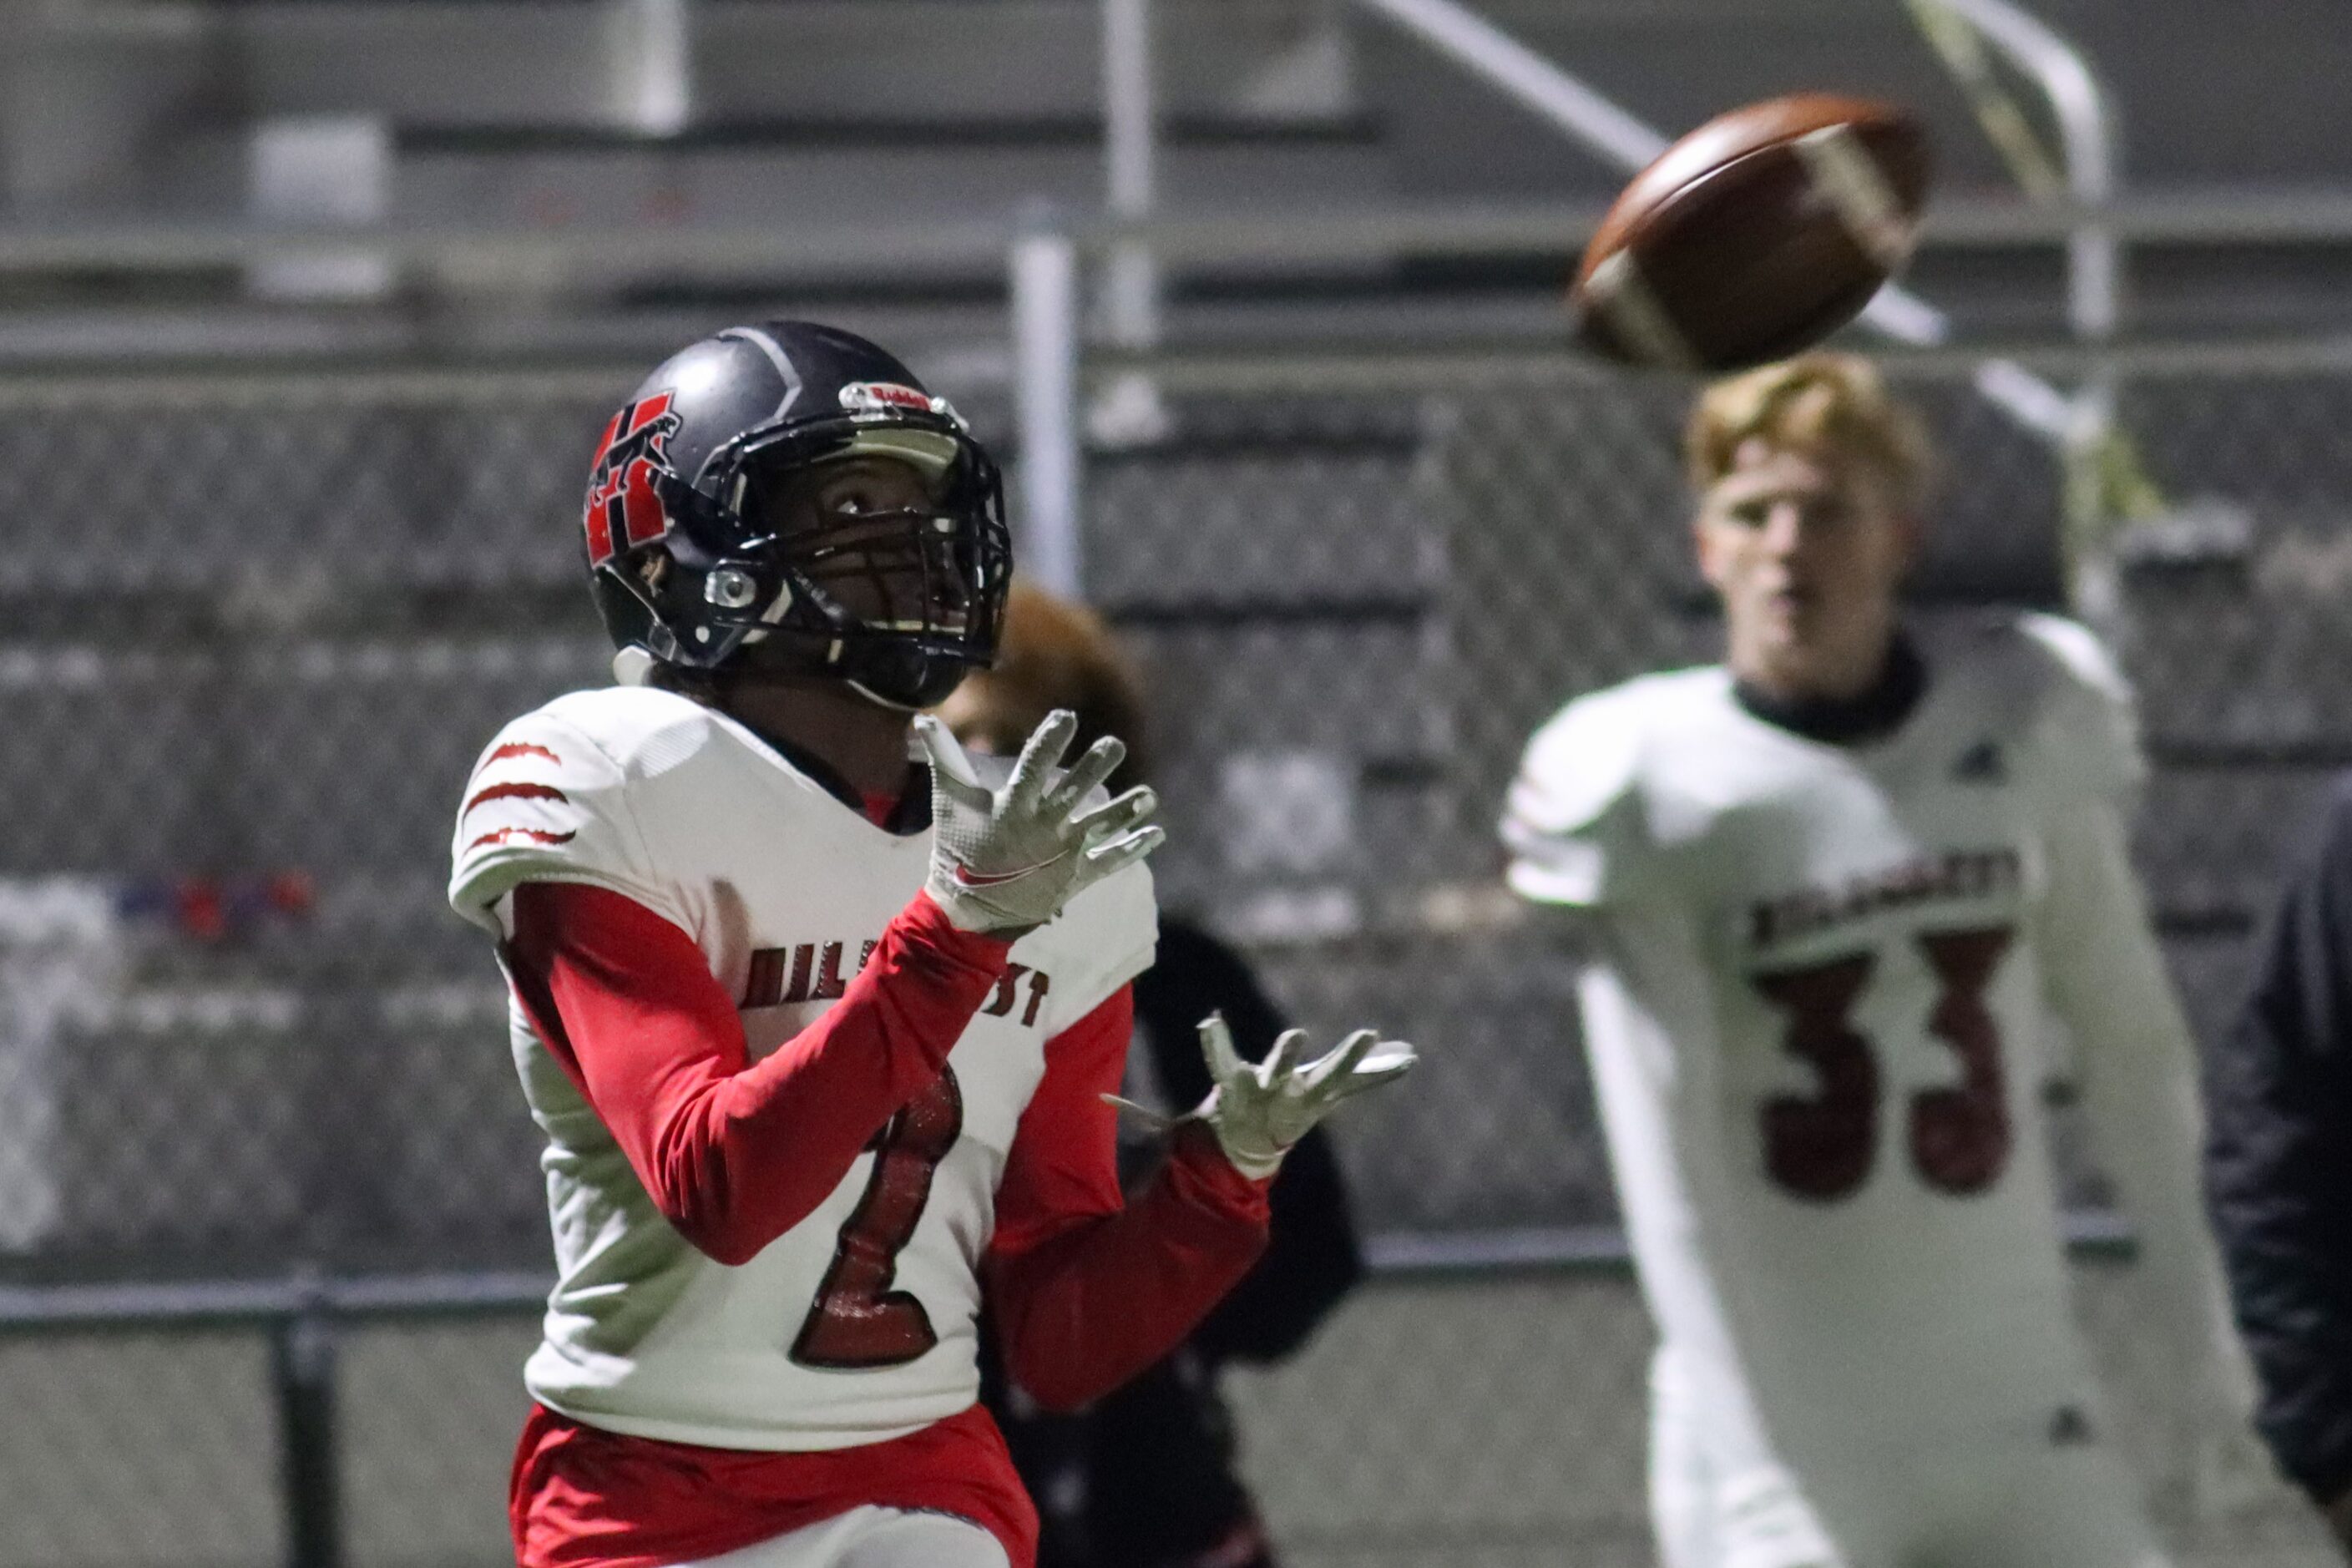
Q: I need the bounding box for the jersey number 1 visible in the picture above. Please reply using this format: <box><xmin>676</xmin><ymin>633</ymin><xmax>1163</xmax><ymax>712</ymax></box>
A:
<box><xmin>1751</xmin><ymin>926</ymin><xmax>2013</xmax><ymax>1202</ymax></box>
<box><xmin>791</xmin><ymin>1068</ymin><xmax>963</xmax><ymax>1370</ymax></box>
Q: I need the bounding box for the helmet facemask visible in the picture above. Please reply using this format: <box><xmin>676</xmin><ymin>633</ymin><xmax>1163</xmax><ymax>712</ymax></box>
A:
<box><xmin>606</xmin><ymin>410</ymin><xmax>1013</xmax><ymax>710</ymax></box>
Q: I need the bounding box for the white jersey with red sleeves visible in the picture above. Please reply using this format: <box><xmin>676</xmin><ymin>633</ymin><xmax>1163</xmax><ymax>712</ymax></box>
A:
<box><xmin>447</xmin><ymin>685</ymin><xmax>1156</xmax><ymax>1454</ymax></box>
<box><xmin>1502</xmin><ymin>611</ymin><xmax>2150</xmax><ymax>1474</ymax></box>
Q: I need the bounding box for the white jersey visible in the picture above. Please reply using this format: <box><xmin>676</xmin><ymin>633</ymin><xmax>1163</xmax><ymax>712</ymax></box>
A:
<box><xmin>448</xmin><ymin>685</ymin><xmax>1155</xmax><ymax>1453</ymax></box>
<box><xmin>1502</xmin><ymin>611</ymin><xmax>2188</xmax><ymax>1481</ymax></box>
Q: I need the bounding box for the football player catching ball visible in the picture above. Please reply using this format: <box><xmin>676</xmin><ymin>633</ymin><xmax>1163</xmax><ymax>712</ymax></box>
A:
<box><xmin>448</xmin><ymin>321</ymin><xmax>1412</xmax><ymax>1568</ymax></box>
<box><xmin>1501</xmin><ymin>355</ymin><xmax>2251</xmax><ymax>1568</ymax></box>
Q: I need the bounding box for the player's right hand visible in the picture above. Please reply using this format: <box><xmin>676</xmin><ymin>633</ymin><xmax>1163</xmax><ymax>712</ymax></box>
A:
<box><xmin>915</xmin><ymin>709</ymin><xmax>1162</xmax><ymax>935</ymax></box>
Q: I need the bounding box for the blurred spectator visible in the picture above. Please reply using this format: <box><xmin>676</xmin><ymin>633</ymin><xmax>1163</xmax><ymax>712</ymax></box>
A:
<box><xmin>941</xmin><ymin>584</ymin><xmax>1365</xmax><ymax>1568</ymax></box>
<box><xmin>2206</xmin><ymin>776</ymin><xmax>2352</xmax><ymax>1555</ymax></box>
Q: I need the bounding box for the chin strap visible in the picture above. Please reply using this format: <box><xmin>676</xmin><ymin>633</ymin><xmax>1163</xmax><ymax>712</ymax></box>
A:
<box><xmin>837</xmin><ymin>637</ymin><xmax>971</xmax><ymax>712</ymax></box>
<box><xmin>845</xmin><ymin>679</ymin><xmax>923</xmax><ymax>713</ymax></box>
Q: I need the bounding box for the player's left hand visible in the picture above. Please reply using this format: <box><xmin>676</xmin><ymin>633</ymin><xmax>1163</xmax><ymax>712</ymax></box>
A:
<box><xmin>1183</xmin><ymin>1014</ymin><xmax>1416</xmax><ymax>1179</ymax></box>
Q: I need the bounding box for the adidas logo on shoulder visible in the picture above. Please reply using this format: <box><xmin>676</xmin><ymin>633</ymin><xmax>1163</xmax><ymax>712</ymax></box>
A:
<box><xmin>2047</xmin><ymin>1404</ymin><xmax>2098</xmax><ymax>1448</ymax></box>
<box><xmin>1951</xmin><ymin>741</ymin><xmax>2007</xmax><ymax>785</ymax></box>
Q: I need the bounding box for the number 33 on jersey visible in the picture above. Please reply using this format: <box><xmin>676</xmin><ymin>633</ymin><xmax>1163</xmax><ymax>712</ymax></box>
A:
<box><xmin>1503</xmin><ymin>611</ymin><xmax>2138</xmax><ymax>1217</ymax></box>
<box><xmin>1753</xmin><ymin>920</ymin><xmax>2015</xmax><ymax>1202</ymax></box>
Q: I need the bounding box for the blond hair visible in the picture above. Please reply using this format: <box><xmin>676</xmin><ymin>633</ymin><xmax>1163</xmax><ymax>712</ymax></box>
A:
<box><xmin>1685</xmin><ymin>353</ymin><xmax>1935</xmax><ymax>510</ymax></box>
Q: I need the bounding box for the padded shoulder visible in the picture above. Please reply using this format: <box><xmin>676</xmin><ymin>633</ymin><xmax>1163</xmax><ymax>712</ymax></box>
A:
<box><xmin>1933</xmin><ymin>609</ymin><xmax>2143</xmax><ymax>812</ymax></box>
<box><xmin>2012</xmin><ymin>611</ymin><xmax>2146</xmax><ymax>812</ymax></box>
<box><xmin>534</xmin><ymin>685</ymin><xmax>735</xmax><ymax>780</ymax></box>
<box><xmin>2016</xmin><ymin>610</ymin><xmax>2132</xmax><ymax>703</ymax></box>
<box><xmin>446</xmin><ymin>688</ymin><xmax>711</xmax><ymax>937</ymax></box>
<box><xmin>1501</xmin><ymin>671</ymin><xmax>1707</xmax><ymax>908</ymax></box>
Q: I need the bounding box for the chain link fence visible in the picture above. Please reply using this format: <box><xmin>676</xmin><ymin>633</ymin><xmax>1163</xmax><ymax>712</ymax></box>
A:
<box><xmin>3</xmin><ymin>344</ymin><xmax>2349</xmax><ymax>1564</ymax></box>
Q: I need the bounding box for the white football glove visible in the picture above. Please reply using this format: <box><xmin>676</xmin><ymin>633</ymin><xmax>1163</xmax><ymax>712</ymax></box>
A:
<box><xmin>1178</xmin><ymin>1014</ymin><xmax>1416</xmax><ymax>1179</ymax></box>
<box><xmin>915</xmin><ymin>709</ymin><xmax>1162</xmax><ymax>935</ymax></box>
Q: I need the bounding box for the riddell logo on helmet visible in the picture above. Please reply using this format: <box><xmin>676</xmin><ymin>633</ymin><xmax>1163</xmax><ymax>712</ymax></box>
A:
<box><xmin>839</xmin><ymin>382</ymin><xmax>941</xmax><ymax>417</ymax></box>
<box><xmin>584</xmin><ymin>393</ymin><xmax>680</xmax><ymax>568</ymax></box>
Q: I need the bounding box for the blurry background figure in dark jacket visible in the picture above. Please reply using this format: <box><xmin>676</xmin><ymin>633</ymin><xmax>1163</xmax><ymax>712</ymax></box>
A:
<box><xmin>2207</xmin><ymin>775</ymin><xmax>2352</xmax><ymax>1557</ymax></box>
<box><xmin>938</xmin><ymin>583</ymin><xmax>1366</xmax><ymax>1568</ymax></box>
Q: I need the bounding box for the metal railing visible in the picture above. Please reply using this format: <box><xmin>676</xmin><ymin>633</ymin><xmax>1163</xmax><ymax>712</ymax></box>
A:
<box><xmin>1910</xmin><ymin>0</ymin><xmax>2119</xmax><ymax>341</ymax></box>
<box><xmin>0</xmin><ymin>1272</ymin><xmax>549</xmax><ymax>1568</ymax></box>
<box><xmin>1080</xmin><ymin>0</ymin><xmax>2111</xmax><ymax>466</ymax></box>
<box><xmin>1343</xmin><ymin>0</ymin><xmax>2116</xmax><ymax>438</ymax></box>
<box><xmin>0</xmin><ymin>187</ymin><xmax>2349</xmax><ymax>280</ymax></box>
<box><xmin>1065</xmin><ymin>0</ymin><xmax>2140</xmax><ymax>567</ymax></box>
<box><xmin>1059</xmin><ymin>0</ymin><xmax>2183</xmax><ymax>605</ymax></box>
<box><xmin>0</xmin><ymin>1223</ymin><xmax>2157</xmax><ymax>1568</ymax></box>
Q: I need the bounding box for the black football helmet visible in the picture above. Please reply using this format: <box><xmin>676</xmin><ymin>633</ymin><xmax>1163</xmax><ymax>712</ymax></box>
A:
<box><xmin>581</xmin><ymin>321</ymin><xmax>1012</xmax><ymax>709</ymax></box>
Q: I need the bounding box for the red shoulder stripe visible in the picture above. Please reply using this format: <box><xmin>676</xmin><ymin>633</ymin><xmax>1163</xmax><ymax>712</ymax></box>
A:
<box><xmin>477</xmin><ymin>741</ymin><xmax>562</xmax><ymax>775</ymax></box>
<box><xmin>465</xmin><ymin>781</ymin><xmax>570</xmax><ymax>817</ymax></box>
<box><xmin>468</xmin><ymin>827</ymin><xmax>578</xmax><ymax>852</ymax></box>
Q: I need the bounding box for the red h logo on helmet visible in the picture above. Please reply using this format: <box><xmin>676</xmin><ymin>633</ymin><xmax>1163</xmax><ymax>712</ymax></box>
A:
<box><xmin>584</xmin><ymin>393</ymin><xmax>680</xmax><ymax>567</ymax></box>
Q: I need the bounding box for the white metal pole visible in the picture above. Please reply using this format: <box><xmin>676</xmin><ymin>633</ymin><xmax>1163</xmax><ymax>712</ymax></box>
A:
<box><xmin>1348</xmin><ymin>0</ymin><xmax>1667</xmax><ymax>168</ymax></box>
<box><xmin>613</xmin><ymin>0</ymin><xmax>692</xmax><ymax>136</ymax></box>
<box><xmin>1095</xmin><ymin>0</ymin><xmax>1171</xmax><ymax>444</ymax></box>
<box><xmin>1921</xmin><ymin>0</ymin><xmax>2119</xmax><ymax>341</ymax></box>
<box><xmin>1100</xmin><ymin>0</ymin><xmax>1161</xmax><ymax>350</ymax></box>
<box><xmin>1910</xmin><ymin>0</ymin><xmax>2137</xmax><ymax>594</ymax></box>
<box><xmin>1010</xmin><ymin>223</ymin><xmax>1086</xmax><ymax>598</ymax></box>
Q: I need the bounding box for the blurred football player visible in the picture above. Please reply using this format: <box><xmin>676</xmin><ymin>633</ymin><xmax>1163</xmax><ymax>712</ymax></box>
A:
<box><xmin>448</xmin><ymin>321</ymin><xmax>1412</xmax><ymax>1568</ymax></box>
<box><xmin>941</xmin><ymin>583</ymin><xmax>1368</xmax><ymax>1568</ymax></box>
<box><xmin>1500</xmin><ymin>355</ymin><xmax>2249</xmax><ymax>1568</ymax></box>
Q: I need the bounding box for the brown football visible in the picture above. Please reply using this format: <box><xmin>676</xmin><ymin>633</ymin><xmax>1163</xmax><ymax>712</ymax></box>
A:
<box><xmin>1571</xmin><ymin>94</ymin><xmax>1931</xmax><ymax>372</ymax></box>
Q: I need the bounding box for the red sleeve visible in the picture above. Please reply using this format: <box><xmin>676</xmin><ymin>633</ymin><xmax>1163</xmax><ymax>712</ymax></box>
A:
<box><xmin>503</xmin><ymin>881</ymin><xmax>1010</xmax><ymax>1266</ymax></box>
<box><xmin>984</xmin><ymin>987</ymin><xmax>1272</xmax><ymax>1410</ymax></box>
